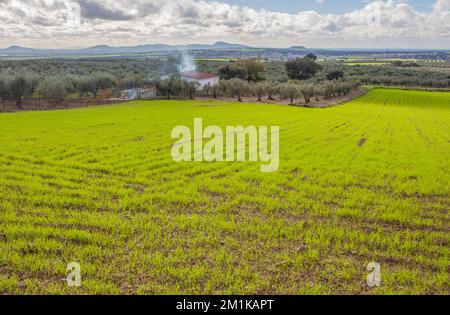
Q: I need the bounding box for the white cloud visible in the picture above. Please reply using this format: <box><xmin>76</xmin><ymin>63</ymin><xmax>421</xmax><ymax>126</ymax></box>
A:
<box><xmin>0</xmin><ymin>0</ymin><xmax>449</xmax><ymax>48</ymax></box>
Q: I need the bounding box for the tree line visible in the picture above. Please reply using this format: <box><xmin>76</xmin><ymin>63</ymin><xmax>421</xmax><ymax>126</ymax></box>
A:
<box><xmin>334</xmin><ymin>63</ymin><xmax>450</xmax><ymax>89</ymax></box>
<box><xmin>153</xmin><ymin>76</ymin><xmax>360</xmax><ymax>104</ymax></box>
<box><xmin>153</xmin><ymin>54</ymin><xmax>360</xmax><ymax>104</ymax></box>
<box><xmin>0</xmin><ymin>72</ymin><xmax>118</xmax><ymax>108</ymax></box>
<box><xmin>1</xmin><ymin>54</ymin><xmax>361</xmax><ymax>109</ymax></box>
<box><xmin>208</xmin><ymin>79</ymin><xmax>360</xmax><ymax>104</ymax></box>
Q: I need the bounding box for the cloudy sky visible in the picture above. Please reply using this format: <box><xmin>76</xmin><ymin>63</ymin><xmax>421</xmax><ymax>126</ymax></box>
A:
<box><xmin>0</xmin><ymin>0</ymin><xmax>449</xmax><ymax>49</ymax></box>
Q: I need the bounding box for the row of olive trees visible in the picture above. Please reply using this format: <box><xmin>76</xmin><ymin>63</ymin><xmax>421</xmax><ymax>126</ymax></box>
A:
<box><xmin>0</xmin><ymin>72</ymin><xmax>116</xmax><ymax>108</ymax></box>
<box><xmin>334</xmin><ymin>62</ymin><xmax>450</xmax><ymax>88</ymax></box>
<box><xmin>2</xmin><ymin>72</ymin><xmax>360</xmax><ymax>108</ymax></box>
<box><xmin>155</xmin><ymin>76</ymin><xmax>200</xmax><ymax>100</ymax></box>
<box><xmin>201</xmin><ymin>78</ymin><xmax>361</xmax><ymax>104</ymax></box>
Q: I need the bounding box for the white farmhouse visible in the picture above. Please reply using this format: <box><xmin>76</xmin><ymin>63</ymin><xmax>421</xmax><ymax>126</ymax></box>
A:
<box><xmin>179</xmin><ymin>72</ymin><xmax>220</xmax><ymax>91</ymax></box>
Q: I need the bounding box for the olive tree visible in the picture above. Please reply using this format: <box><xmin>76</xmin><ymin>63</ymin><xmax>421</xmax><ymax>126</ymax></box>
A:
<box><xmin>202</xmin><ymin>83</ymin><xmax>212</xmax><ymax>97</ymax></box>
<box><xmin>285</xmin><ymin>57</ymin><xmax>322</xmax><ymax>81</ymax></box>
<box><xmin>322</xmin><ymin>82</ymin><xmax>337</xmax><ymax>99</ymax></box>
<box><xmin>183</xmin><ymin>81</ymin><xmax>199</xmax><ymax>100</ymax></box>
<box><xmin>78</xmin><ymin>76</ymin><xmax>96</xmax><ymax>98</ymax></box>
<box><xmin>8</xmin><ymin>74</ymin><xmax>31</xmax><ymax>109</ymax></box>
<box><xmin>253</xmin><ymin>82</ymin><xmax>268</xmax><ymax>102</ymax></box>
<box><xmin>62</xmin><ymin>75</ymin><xmax>79</xmax><ymax>94</ymax></box>
<box><xmin>299</xmin><ymin>84</ymin><xmax>315</xmax><ymax>104</ymax></box>
<box><xmin>156</xmin><ymin>76</ymin><xmax>184</xmax><ymax>99</ymax></box>
<box><xmin>305</xmin><ymin>53</ymin><xmax>318</xmax><ymax>61</ymax></box>
<box><xmin>77</xmin><ymin>73</ymin><xmax>116</xmax><ymax>98</ymax></box>
<box><xmin>235</xmin><ymin>59</ymin><xmax>266</xmax><ymax>82</ymax></box>
<box><xmin>0</xmin><ymin>76</ymin><xmax>9</xmax><ymax>100</ymax></box>
<box><xmin>326</xmin><ymin>70</ymin><xmax>345</xmax><ymax>81</ymax></box>
<box><xmin>218</xmin><ymin>64</ymin><xmax>248</xmax><ymax>81</ymax></box>
<box><xmin>266</xmin><ymin>81</ymin><xmax>280</xmax><ymax>101</ymax></box>
<box><xmin>279</xmin><ymin>83</ymin><xmax>300</xmax><ymax>104</ymax></box>
<box><xmin>211</xmin><ymin>83</ymin><xmax>221</xmax><ymax>99</ymax></box>
<box><xmin>92</xmin><ymin>73</ymin><xmax>116</xmax><ymax>98</ymax></box>
<box><xmin>224</xmin><ymin>78</ymin><xmax>251</xmax><ymax>102</ymax></box>
<box><xmin>38</xmin><ymin>77</ymin><xmax>67</xmax><ymax>106</ymax></box>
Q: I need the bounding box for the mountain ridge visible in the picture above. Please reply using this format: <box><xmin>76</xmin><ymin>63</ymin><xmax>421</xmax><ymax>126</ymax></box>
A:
<box><xmin>0</xmin><ymin>42</ymin><xmax>257</xmax><ymax>55</ymax></box>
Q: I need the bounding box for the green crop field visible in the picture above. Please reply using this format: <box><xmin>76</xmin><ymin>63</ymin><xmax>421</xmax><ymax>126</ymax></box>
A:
<box><xmin>0</xmin><ymin>88</ymin><xmax>449</xmax><ymax>295</ymax></box>
<box><xmin>345</xmin><ymin>62</ymin><xmax>389</xmax><ymax>66</ymax></box>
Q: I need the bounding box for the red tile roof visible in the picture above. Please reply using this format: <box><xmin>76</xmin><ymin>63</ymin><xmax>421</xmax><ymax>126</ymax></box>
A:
<box><xmin>180</xmin><ymin>72</ymin><xmax>218</xmax><ymax>80</ymax></box>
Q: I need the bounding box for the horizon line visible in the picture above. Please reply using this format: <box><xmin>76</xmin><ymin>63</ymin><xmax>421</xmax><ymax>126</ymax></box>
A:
<box><xmin>1</xmin><ymin>43</ymin><xmax>449</xmax><ymax>51</ymax></box>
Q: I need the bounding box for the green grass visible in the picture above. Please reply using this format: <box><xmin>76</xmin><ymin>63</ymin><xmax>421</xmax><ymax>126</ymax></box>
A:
<box><xmin>194</xmin><ymin>58</ymin><xmax>236</xmax><ymax>62</ymax></box>
<box><xmin>0</xmin><ymin>88</ymin><xmax>449</xmax><ymax>295</ymax></box>
<box><xmin>346</xmin><ymin>62</ymin><xmax>389</xmax><ymax>66</ymax></box>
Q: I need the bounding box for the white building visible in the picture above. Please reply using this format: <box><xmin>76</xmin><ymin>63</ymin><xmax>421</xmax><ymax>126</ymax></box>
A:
<box><xmin>179</xmin><ymin>72</ymin><xmax>220</xmax><ymax>91</ymax></box>
<box><xmin>120</xmin><ymin>87</ymin><xmax>157</xmax><ymax>100</ymax></box>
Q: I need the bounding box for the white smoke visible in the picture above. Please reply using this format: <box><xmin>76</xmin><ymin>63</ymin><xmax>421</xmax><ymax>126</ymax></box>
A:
<box><xmin>178</xmin><ymin>52</ymin><xmax>196</xmax><ymax>73</ymax></box>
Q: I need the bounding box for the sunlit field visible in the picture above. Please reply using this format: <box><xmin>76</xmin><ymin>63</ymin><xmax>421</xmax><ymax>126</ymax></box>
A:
<box><xmin>0</xmin><ymin>88</ymin><xmax>448</xmax><ymax>294</ymax></box>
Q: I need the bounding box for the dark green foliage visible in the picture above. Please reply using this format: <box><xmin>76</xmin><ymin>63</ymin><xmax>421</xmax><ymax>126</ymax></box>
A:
<box><xmin>285</xmin><ymin>57</ymin><xmax>323</xmax><ymax>81</ymax></box>
<box><xmin>392</xmin><ymin>61</ymin><xmax>420</xmax><ymax>67</ymax></box>
<box><xmin>0</xmin><ymin>58</ymin><xmax>162</xmax><ymax>87</ymax></box>
<box><xmin>305</xmin><ymin>53</ymin><xmax>318</xmax><ymax>61</ymax></box>
<box><xmin>326</xmin><ymin>70</ymin><xmax>345</xmax><ymax>81</ymax></box>
<box><xmin>235</xmin><ymin>59</ymin><xmax>266</xmax><ymax>82</ymax></box>
<box><xmin>164</xmin><ymin>56</ymin><xmax>181</xmax><ymax>74</ymax></box>
<box><xmin>218</xmin><ymin>64</ymin><xmax>248</xmax><ymax>80</ymax></box>
<box><xmin>218</xmin><ymin>59</ymin><xmax>266</xmax><ymax>82</ymax></box>
<box><xmin>340</xmin><ymin>63</ymin><xmax>450</xmax><ymax>88</ymax></box>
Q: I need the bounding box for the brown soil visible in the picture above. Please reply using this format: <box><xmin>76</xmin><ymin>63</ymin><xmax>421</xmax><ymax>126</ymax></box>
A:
<box><xmin>196</xmin><ymin>88</ymin><xmax>368</xmax><ymax>108</ymax></box>
<box><xmin>1</xmin><ymin>89</ymin><xmax>367</xmax><ymax>113</ymax></box>
<box><xmin>358</xmin><ymin>138</ymin><xmax>367</xmax><ymax>147</ymax></box>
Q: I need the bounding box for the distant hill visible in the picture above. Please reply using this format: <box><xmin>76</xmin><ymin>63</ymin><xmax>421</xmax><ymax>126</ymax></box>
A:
<box><xmin>288</xmin><ymin>45</ymin><xmax>307</xmax><ymax>50</ymax></box>
<box><xmin>84</xmin><ymin>45</ymin><xmax>114</xmax><ymax>51</ymax></box>
<box><xmin>0</xmin><ymin>42</ymin><xmax>254</xmax><ymax>56</ymax></box>
<box><xmin>211</xmin><ymin>42</ymin><xmax>250</xmax><ymax>49</ymax></box>
<box><xmin>2</xmin><ymin>46</ymin><xmax>39</xmax><ymax>54</ymax></box>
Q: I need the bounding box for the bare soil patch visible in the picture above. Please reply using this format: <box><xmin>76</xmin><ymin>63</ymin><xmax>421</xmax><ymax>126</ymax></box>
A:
<box><xmin>196</xmin><ymin>88</ymin><xmax>368</xmax><ymax>108</ymax></box>
<box><xmin>358</xmin><ymin>138</ymin><xmax>367</xmax><ymax>147</ymax></box>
